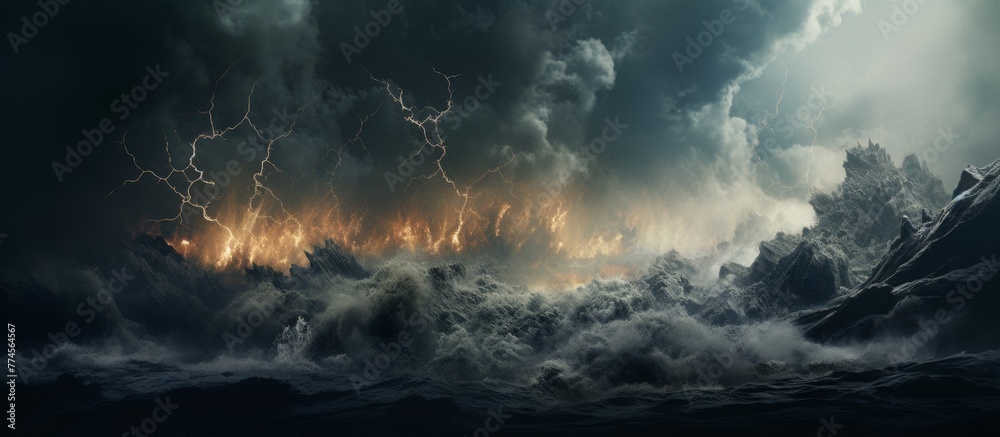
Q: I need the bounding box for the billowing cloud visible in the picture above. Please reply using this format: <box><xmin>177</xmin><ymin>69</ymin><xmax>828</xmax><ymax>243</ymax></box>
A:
<box><xmin>2</xmin><ymin>0</ymin><xmax>996</xmax><ymax>277</ymax></box>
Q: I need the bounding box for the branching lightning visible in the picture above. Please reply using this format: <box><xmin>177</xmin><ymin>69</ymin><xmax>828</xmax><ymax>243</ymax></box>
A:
<box><xmin>367</xmin><ymin>69</ymin><xmax>517</xmax><ymax>251</ymax></box>
<box><xmin>107</xmin><ymin>62</ymin><xmax>626</xmax><ymax>280</ymax></box>
<box><xmin>108</xmin><ymin>60</ymin><xmax>308</xmax><ymax>267</ymax></box>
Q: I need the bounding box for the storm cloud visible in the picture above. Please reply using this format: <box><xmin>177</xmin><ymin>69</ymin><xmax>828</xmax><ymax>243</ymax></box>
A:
<box><xmin>2</xmin><ymin>0</ymin><xmax>997</xmax><ymax>275</ymax></box>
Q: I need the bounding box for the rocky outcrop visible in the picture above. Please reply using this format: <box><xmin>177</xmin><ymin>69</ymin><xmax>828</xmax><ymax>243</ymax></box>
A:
<box><xmin>809</xmin><ymin>141</ymin><xmax>949</xmax><ymax>270</ymax></box>
<box><xmin>899</xmin><ymin>216</ymin><xmax>916</xmax><ymax>240</ymax></box>
<box><xmin>864</xmin><ymin>158</ymin><xmax>999</xmax><ymax>287</ymax></box>
<box><xmin>742</xmin><ymin>232</ymin><xmax>802</xmax><ymax>286</ymax></box>
<box><xmin>641</xmin><ymin>251</ymin><xmax>698</xmax><ymax>303</ymax></box>
<box><xmin>720</xmin><ymin>141</ymin><xmax>947</xmax><ymax>319</ymax></box>
<box><xmin>289</xmin><ymin>239</ymin><xmax>369</xmax><ymax>282</ymax></box>
<box><xmin>952</xmin><ymin>164</ymin><xmax>983</xmax><ymax>198</ymax></box>
<box><xmin>718</xmin><ymin>262</ymin><xmax>749</xmax><ymax>281</ymax></box>
<box><xmin>802</xmin><ymin>159</ymin><xmax>1000</xmax><ymax>354</ymax></box>
<box><xmin>738</xmin><ymin>240</ymin><xmax>851</xmax><ymax>319</ymax></box>
<box><xmin>246</xmin><ymin>263</ymin><xmax>290</xmax><ymax>288</ymax></box>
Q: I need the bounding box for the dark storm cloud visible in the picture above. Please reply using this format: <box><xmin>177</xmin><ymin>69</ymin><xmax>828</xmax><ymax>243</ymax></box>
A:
<box><xmin>301</xmin><ymin>0</ymin><xmax>850</xmax><ymax>187</ymax></box>
<box><xmin>11</xmin><ymin>0</ymin><xmax>994</xmax><ymax>269</ymax></box>
<box><xmin>0</xmin><ymin>0</ymin><xmax>324</xmax><ymax>266</ymax></box>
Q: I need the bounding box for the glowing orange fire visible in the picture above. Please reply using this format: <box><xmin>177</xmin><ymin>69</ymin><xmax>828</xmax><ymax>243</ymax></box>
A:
<box><xmin>120</xmin><ymin>65</ymin><xmax>639</xmax><ymax>278</ymax></box>
<box><xmin>152</xmin><ymin>184</ymin><xmax>632</xmax><ymax>273</ymax></box>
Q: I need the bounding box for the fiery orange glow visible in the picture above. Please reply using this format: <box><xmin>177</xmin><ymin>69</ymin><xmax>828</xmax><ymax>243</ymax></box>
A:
<box><xmin>117</xmin><ymin>65</ymin><xmax>644</xmax><ymax>280</ymax></box>
<box><xmin>150</xmin><ymin>185</ymin><xmax>635</xmax><ymax>274</ymax></box>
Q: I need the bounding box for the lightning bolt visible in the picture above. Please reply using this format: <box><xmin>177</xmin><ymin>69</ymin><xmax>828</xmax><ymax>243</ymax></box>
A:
<box><xmin>364</xmin><ymin>69</ymin><xmax>517</xmax><ymax>251</ymax></box>
<box><xmin>108</xmin><ymin>60</ymin><xmax>308</xmax><ymax>267</ymax></box>
<box><xmin>751</xmin><ymin>62</ymin><xmax>839</xmax><ymax>202</ymax></box>
<box><xmin>108</xmin><ymin>61</ymin><xmax>607</xmax><ymax>270</ymax></box>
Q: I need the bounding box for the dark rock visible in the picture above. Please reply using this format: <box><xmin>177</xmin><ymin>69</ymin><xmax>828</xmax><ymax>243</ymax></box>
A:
<box><xmin>802</xmin><ymin>283</ymin><xmax>896</xmax><ymax>342</ymax></box>
<box><xmin>135</xmin><ymin>233</ymin><xmax>185</xmax><ymax>263</ymax></box>
<box><xmin>245</xmin><ymin>263</ymin><xmax>289</xmax><ymax>288</ymax></box>
<box><xmin>649</xmin><ymin>250</ymin><xmax>699</xmax><ymax>277</ymax></box>
<box><xmin>739</xmin><ymin>241</ymin><xmax>851</xmax><ymax>319</ymax></box>
<box><xmin>734</xmin><ymin>142</ymin><xmax>950</xmax><ymax>321</ymax></box>
<box><xmin>744</xmin><ymin>232</ymin><xmax>801</xmax><ymax>285</ymax></box>
<box><xmin>899</xmin><ymin>216</ymin><xmax>916</xmax><ymax>240</ymax></box>
<box><xmin>640</xmin><ymin>250</ymin><xmax>700</xmax><ymax>306</ymax></box>
<box><xmin>768</xmin><ymin>242</ymin><xmax>851</xmax><ymax>302</ymax></box>
<box><xmin>719</xmin><ymin>262</ymin><xmax>749</xmax><ymax>281</ymax></box>
<box><xmin>952</xmin><ymin>164</ymin><xmax>983</xmax><ymax>198</ymax></box>
<box><xmin>804</xmin><ymin>141</ymin><xmax>949</xmax><ymax>282</ymax></box>
<box><xmin>866</xmin><ymin>159</ymin><xmax>1000</xmax><ymax>287</ymax></box>
<box><xmin>289</xmin><ymin>239</ymin><xmax>368</xmax><ymax>282</ymax></box>
<box><xmin>801</xmin><ymin>158</ymin><xmax>1000</xmax><ymax>353</ymax></box>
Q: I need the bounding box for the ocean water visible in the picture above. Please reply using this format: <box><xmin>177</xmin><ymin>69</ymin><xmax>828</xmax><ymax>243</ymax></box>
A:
<box><xmin>10</xmin><ymin>243</ymin><xmax>1000</xmax><ymax>435</ymax></box>
<box><xmin>17</xmin><ymin>347</ymin><xmax>1000</xmax><ymax>436</ymax></box>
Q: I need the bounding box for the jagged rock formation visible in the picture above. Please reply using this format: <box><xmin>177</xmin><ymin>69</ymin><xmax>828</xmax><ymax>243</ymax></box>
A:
<box><xmin>637</xmin><ymin>251</ymin><xmax>746</xmax><ymax>324</ymax></box>
<box><xmin>134</xmin><ymin>234</ymin><xmax>186</xmax><ymax>264</ymax></box>
<box><xmin>245</xmin><ymin>263</ymin><xmax>289</xmax><ymax>288</ymax></box>
<box><xmin>243</xmin><ymin>240</ymin><xmax>370</xmax><ymax>288</ymax></box>
<box><xmin>899</xmin><ymin>216</ymin><xmax>917</xmax><ymax>239</ymax></box>
<box><xmin>641</xmin><ymin>250</ymin><xmax>699</xmax><ymax>303</ymax></box>
<box><xmin>718</xmin><ymin>262</ymin><xmax>748</xmax><ymax>281</ymax></box>
<box><xmin>741</xmin><ymin>232</ymin><xmax>803</xmax><ymax>286</ymax></box>
<box><xmin>737</xmin><ymin>241</ymin><xmax>851</xmax><ymax>319</ymax></box>
<box><xmin>716</xmin><ymin>141</ymin><xmax>949</xmax><ymax>319</ymax></box>
<box><xmin>802</xmin><ymin>158</ymin><xmax>1000</xmax><ymax>354</ymax></box>
<box><xmin>808</xmin><ymin>141</ymin><xmax>950</xmax><ymax>280</ymax></box>
<box><xmin>289</xmin><ymin>239</ymin><xmax>369</xmax><ymax>283</ymax></box>
<box><xmin>864</xmin><ymin>159</ymin><xmax>999</xmax><ymax>287</ymax></box>
<box><xmin>953</xmin><ymin>164</ymin><xmax>983</xmax><ymax>198</ymax></box>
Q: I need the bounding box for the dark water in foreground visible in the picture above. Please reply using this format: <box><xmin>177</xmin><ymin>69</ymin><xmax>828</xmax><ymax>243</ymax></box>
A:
<box><xmin>17</xmin><ymin>350</ymin><xmax>1000</xmax><ymax>436</ymax></box>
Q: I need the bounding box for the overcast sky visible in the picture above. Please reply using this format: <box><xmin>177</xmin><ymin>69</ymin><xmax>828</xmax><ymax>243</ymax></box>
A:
<box><xmin>1</xmin><ymin>0</ymin><xmax>997</xmax><ymax>270</ymax></box>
